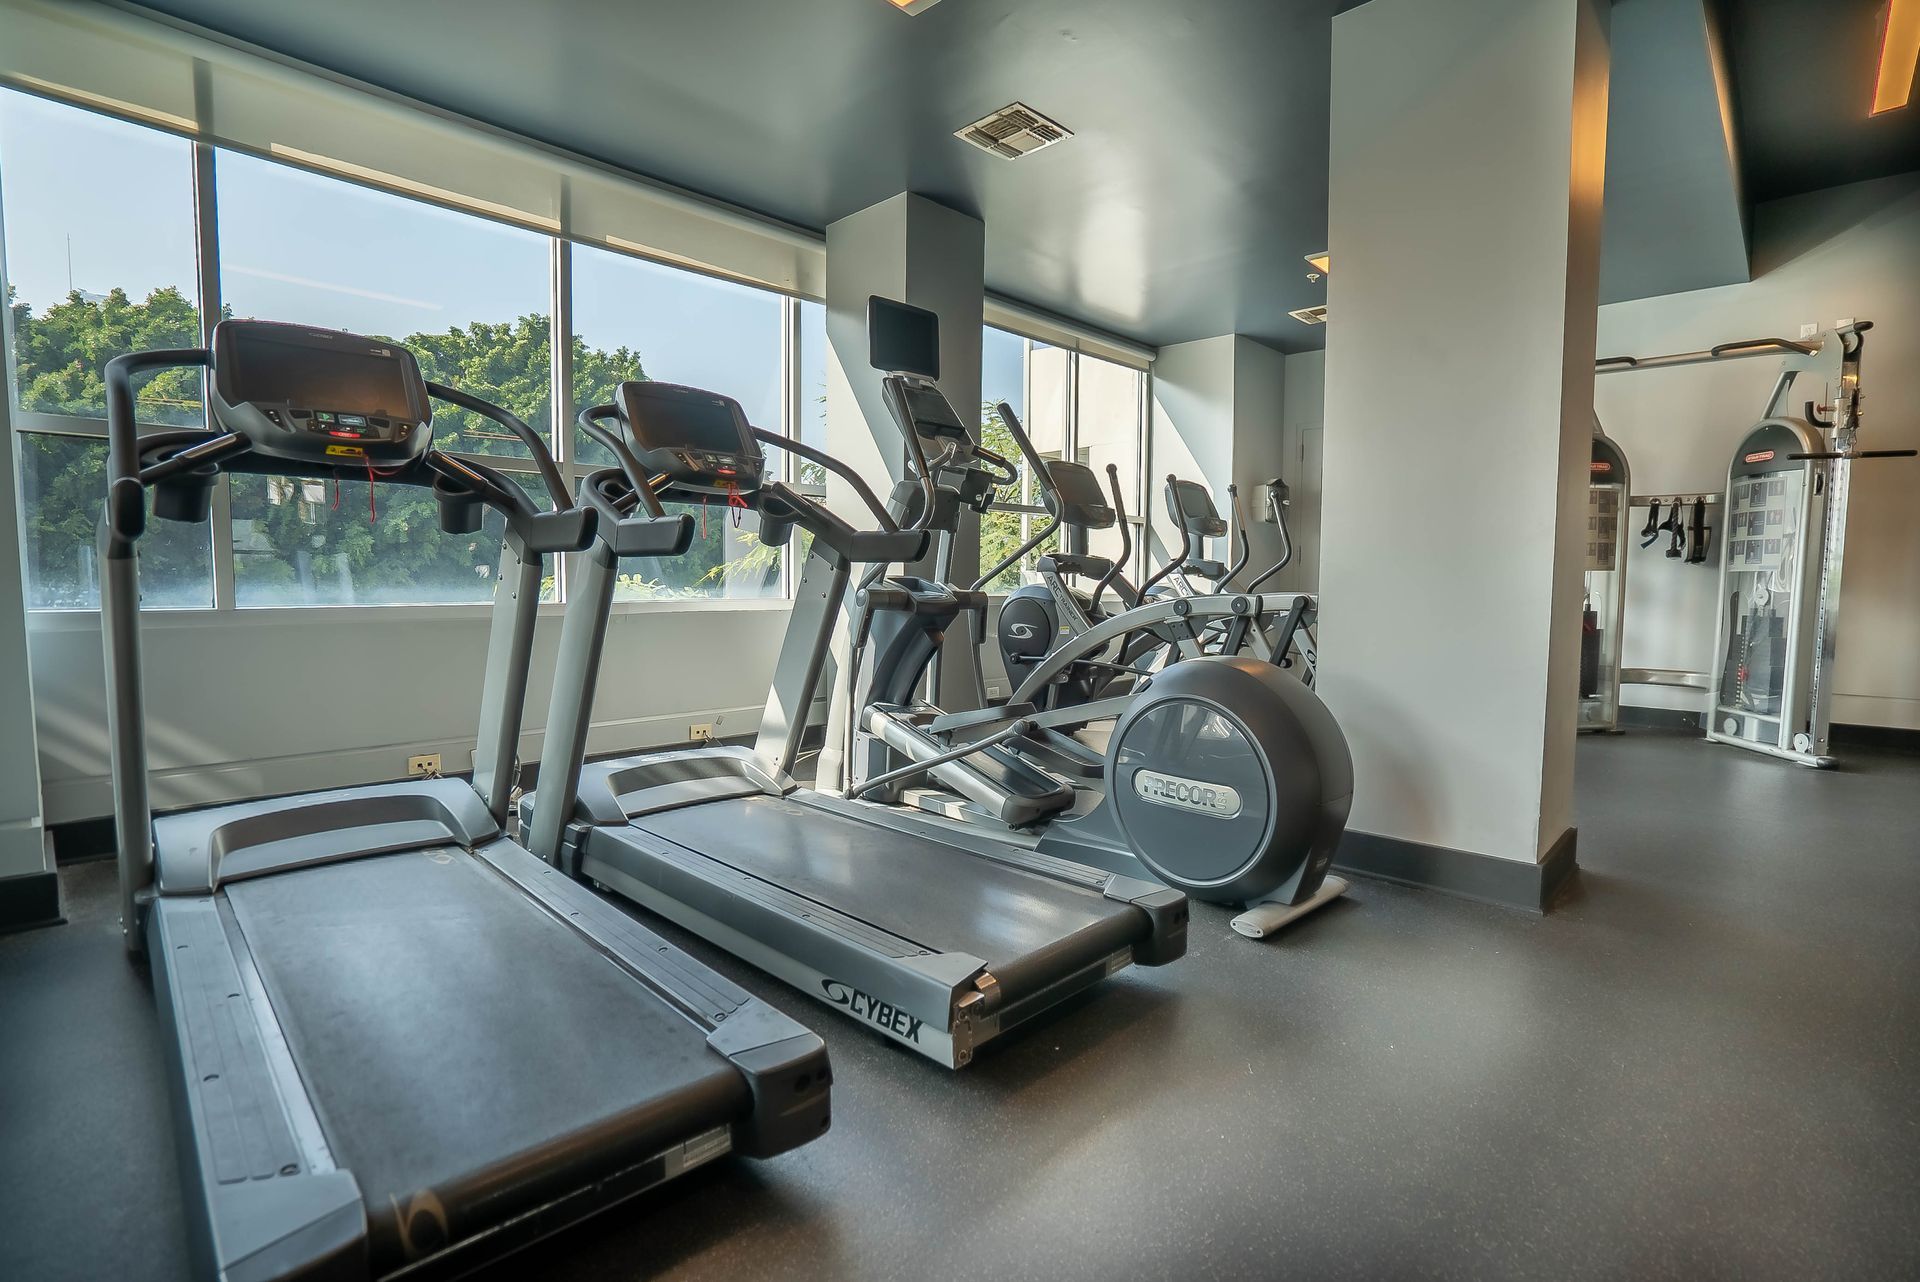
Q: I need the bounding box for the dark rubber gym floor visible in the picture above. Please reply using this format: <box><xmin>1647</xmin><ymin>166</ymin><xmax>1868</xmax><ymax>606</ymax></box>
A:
<box><xmin>4</xmin><ymin>731</ymin><xmax>1917</xmax><ymax>1281</ymax></box>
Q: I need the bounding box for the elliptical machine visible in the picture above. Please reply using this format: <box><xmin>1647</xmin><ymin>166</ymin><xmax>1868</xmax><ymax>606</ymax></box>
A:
<box><xmin>1149</xmin><ymin>474</ymin><xmax>1320</xmax><ymax>683</ymax></box>
<box><xmin>990</xmin><ymin>408</ymin><xmax>1319</xmax><ymax>697</ymax></box>
<box><xmin>833</xmin><ymin>297</ymin><xmax>1354</xmax><ymax>937</ymax></box>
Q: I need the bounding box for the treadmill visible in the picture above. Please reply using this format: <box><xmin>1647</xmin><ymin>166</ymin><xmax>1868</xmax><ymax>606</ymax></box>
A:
<box><xmin>522</xmin><ymin>379</ymin><xmax>1187</xmax><ymax>1071</ymax></box>
<box><xmin>101</xmin><ymin>321</ymin><xmax>831</xmax><ymax>1281</ymax></box>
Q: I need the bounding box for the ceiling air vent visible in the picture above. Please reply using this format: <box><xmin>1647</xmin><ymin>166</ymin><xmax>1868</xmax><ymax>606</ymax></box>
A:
<box><xmin>1289</xmin><ymin>305</ymin><xmax>1329</xmax><ymax>326</ymax></box>
<box><xmin>956</xmin><ymin>103</ymin><xmax>1073</xmax><ymax>159</ymax></box>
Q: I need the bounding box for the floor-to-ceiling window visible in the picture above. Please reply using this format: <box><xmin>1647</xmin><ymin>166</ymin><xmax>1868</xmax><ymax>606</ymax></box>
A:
<box><xmin>2</xmin><ymin>91</ymin><xmax>212</xmax><ymax>609</ymax></box>
<box><xmin>2</xmin><ymin>86</ymin><xmax>820</xmax><ymax>616</ymax></box>
<box><xmin>976</xmin><ymin>325</ymin><xmax>1147</xmax><ymax>592</ymax></box>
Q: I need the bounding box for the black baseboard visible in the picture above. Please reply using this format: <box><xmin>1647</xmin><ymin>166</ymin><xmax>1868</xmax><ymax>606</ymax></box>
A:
<box><xmin>48</xmin><ymin>814</ymin><xmax>117</xmax><ymax>865</ymax></box>
<box><xmin>0</xmin><ymin>869</ymin><xmax>64</xmax><ymax>934</ymax></box>
<box><xmin>1832</xmin><ymin>722</ymin><xmax>1920</xmax><ymax>753</ymax></box>
<box><xmin>1334</xmin><ymin>825</ymin><xmax>1578</xmax><ymax>914</ymax></box>
<box><xmin>1619</xmin><ymin>705</ymin><xmax>1704</xmax><ymax>733</ymax></box>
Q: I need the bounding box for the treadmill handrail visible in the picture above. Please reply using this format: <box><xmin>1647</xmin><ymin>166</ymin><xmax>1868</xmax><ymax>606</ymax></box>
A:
<box><xmin>429</xmin><ymin>380</ymin><xmax>570</xmax><ymax>510</ymax></box>
<box><xmin>102</xmin><ymin>341</ymin><xmax>590</xmax><ymax>952</ymax></box>
<box><xmin>577</xmin><ymin>403</ymin><xmax>669</xmax><ymax>516</ymax></box>
<box><xmin>751</xmin><ymin>427</ymin><xmax>900</xmax><ymax>531</ymax></box>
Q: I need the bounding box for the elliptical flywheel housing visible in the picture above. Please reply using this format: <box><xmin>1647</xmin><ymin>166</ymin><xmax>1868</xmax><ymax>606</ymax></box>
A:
<box><xmin>1106</xmin><ymin>656</ymin><xmax>1353</xmax><ymax>906</ymax></box>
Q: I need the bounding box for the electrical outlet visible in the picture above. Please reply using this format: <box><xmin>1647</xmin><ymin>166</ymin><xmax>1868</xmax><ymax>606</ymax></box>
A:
<box><xmin>1799</xmin><ymin>323</ymin><xmax>1819</xmax><ymax>339</ymax></box>
<box><xmin>407</xmin><ymin>753</ymin><xmax>442</xmax><ymax>777</ymax></box>
<box><xmin>689</xmin><ymin>723</ymin><xmax>715</xmax><ymax>744</ymax></box>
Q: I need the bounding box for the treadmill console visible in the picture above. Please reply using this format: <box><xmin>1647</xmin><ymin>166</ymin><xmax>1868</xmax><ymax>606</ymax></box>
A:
<box><xmin>210</xmin><ymin>320</ymin><xmax>433</xmax><ymax>466</ymax></box>
<box><xmin>614</xmin><ymin>380</ymin><xmax>766</xmax><ymax>493</ymax></box>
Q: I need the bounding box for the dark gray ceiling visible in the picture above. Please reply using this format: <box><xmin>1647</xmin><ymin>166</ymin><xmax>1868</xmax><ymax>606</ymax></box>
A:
<box><xmin>121</xmin><ymin>0</ymin><xmax>1919</xmax><ymax>354</ymax></box>
<box><xmin>128</xmin><ymin>0</ymin><xmax>1353</xmax><ymax>352</ymax></box>
<box><xmin>1722</xmin><ymin>0</ymin><xmax>1920</xmax><ymax>203</ymax></box>
<box><xmin>1599</xmin><ymin>0</ymin><xmax>1750</xmax><ymax>304</ymax></box>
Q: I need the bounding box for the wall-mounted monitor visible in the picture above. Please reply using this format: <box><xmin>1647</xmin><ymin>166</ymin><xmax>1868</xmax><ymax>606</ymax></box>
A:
<box><xmin>868</xmin><ymin>295</ymin><xmax>940</xmax><ymax>379</ymax></box>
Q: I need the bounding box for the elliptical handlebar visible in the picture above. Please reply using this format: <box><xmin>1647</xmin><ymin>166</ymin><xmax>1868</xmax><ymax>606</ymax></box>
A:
<box><xmin>971</xmin><ymin>510</ymin><xmax>1062</xmax><ymax>591</ymax></box>
<box><xmin>967</xmin><ymin>400</ymin><xmax>1064</xmax><ymax>591</ymax></box>
<box><xmin>991</xmin><ymin>400</ymin><xmax>1055</xmax><ymax>510</ymax></box>
<box><xmin>970</xmin><ymin>441</ymin><xmax>1020</xmax><ymax>492</ymax></box>
<box><xmin>1137</xmin><ymin>473</ymin><xmax>1190</xmax><ymax>598</ymax></box>
<box><xmin>1090</xmin><ymin>464</ymin><xmax>1136</xmax><ymax>612</ymax></box>
<box><xmin>1243</xmin><ymin>476</ymin><xmax>1294</xmax><ymax>593</ymax></box>
<box><xmin>1218</xmin><ymin>483</ymin><xmax>1252</xmax><ymax>587</ymax></box>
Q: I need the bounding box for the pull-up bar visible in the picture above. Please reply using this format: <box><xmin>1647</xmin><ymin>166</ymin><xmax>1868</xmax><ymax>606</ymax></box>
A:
<box><xmin>1594</xmin><ymin>335</ymin><xmax>1819</xmax><ymax>374</ymax></box>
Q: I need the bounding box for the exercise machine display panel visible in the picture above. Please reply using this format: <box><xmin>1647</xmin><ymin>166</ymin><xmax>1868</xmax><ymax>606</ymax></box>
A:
<box><xmin>1047</xmin><ymin>461</ymin><xmax>1115</xmax><ymax>527</ymax></box>
<box><xmin>1580</xmin><ymin>431</ymin><xmax>1629</xmax><ymax>732</ymax></box>
<box><xmin>1167</xmin><ymin>478</ymin><xmax>1228</xmax><ymax>537</ymax></box>
<box><xmin>615</xmin><ymin>380</ymin><xmax>766</xmax><ymax>491</ymax></box>
<box><xmin>902</xmin><ymin>383</ymin><xmax>971</xmax><ymax>439</ymax></box>
<box><xmin>211</xmin><ymin>320</ymin><xmax>433</xmax><ymax>463</ymax></box>
<box><xmin>868</xmin><ymin>294</ymin><xmax>941</xmax><ymax>380</ymax></box>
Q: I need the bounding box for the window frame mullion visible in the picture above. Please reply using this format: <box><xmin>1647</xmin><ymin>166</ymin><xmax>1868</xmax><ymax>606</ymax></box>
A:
<box><xmin>194</xmin><ymin>139</ymin><xmax>237</xmax><ymax>612</ymax></box>
<box><xmin>780</xmin><ymin>294</ymin><xmax>799</xmax><ymax>597</ymax></box>
<box><xmin>549</xmin><ymin>235</ymin><xmax>574</xmax><ymax>605</ymax></box>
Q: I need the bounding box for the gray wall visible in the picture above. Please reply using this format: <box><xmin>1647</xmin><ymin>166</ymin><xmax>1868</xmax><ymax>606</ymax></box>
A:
<box><xmin>1278</xmin><ymin>349</ymin><xmax>1326</xmax><ymax>593</ymax></box>
<box><xmin>1267</xmin><ymin>172</ymin><xmax>1920</xmax><ymax>731</ymax></box>
<box><xmin>1149</xmin><ymin>335</ymin><xmax>1237</xmax><ymax>565</ymax></box>
<box><xmin>1594</xmin><ymin>171</ymin><xmax>1920</xmax><ymax>730</ymax></box>
<box><xmin>1597</xmin><ymin>0</ymin><xmax>1748</xmax><ymax>303</ymax></box>
<box><xmin>1147</xmin><ymin>334</ymin><xmax>1291</xmax><ymax>585</ymax></box>
<box><xmin>28</xmin><ymin>598</ymin><xmax>794</xmax><ymax>823</ymax></box>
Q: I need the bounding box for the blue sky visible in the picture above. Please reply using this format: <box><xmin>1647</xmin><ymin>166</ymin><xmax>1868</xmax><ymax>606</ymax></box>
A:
<box><xmin>2</xmin><ymin>88</ymin><xmax>793</xmax><ymax>431</ymax></box>
<box><xmin>2</xmin><ymin>86</ymin><xmax>1030</xmax><ymax>444</ymax></box>
<box><xmin>982</xmin><ymin>324</ymin><xmax>1026</xmax><ymax>424</ymax></box>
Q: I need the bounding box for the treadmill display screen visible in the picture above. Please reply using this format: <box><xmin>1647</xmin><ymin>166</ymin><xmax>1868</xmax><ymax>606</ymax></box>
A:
<box><xmin>226</xmin><ymin>330</ymin><xmax>418</xmax><ymax>419</ymax></box>
<box><xmin>626</xmin><ymin>387</ymin><xmax>749</xmax><ymax>455</ymax></box>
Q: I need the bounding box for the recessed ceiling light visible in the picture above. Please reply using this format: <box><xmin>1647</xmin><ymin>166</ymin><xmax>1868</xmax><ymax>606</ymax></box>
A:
<box><xmin>1874</xmin><ymin>0</ymin><xmax>1919</xmax><ymax>114</ymax></box>
<box><xmin>1305</xmin><ymin>252</ymin><xmax>1331</xmax><ymax>276</ymax></box>
<box><xmin>885</xmin><ymin>0</ymin><xmax>946</xmax><ymax>14</ymax></box>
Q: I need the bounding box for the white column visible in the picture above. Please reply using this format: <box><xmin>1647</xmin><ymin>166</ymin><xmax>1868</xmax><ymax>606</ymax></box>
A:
<box><xmin>1319</xmin><ymin>0</ymin><xmax>1609</xmax><ymax>870</ymax></box>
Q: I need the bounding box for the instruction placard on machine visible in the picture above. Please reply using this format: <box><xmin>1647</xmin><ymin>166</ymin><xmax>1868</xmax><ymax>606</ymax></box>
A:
<box><xmin>1585</xmin><ymin>487</ymin><xmax>1619</xmax><ymax>572</ymax></box>
<box><xmin>1725</xmin><ymin>474</ymin><xmax>1794</xmax><ymax>574</ymax></box>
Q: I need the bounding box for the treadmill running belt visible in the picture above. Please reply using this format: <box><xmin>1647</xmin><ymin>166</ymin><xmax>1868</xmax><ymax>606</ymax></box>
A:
<box><xmin>633</xmin><ymin>794</ymin><xmax>1141</xmax><ymax>988</ymax></box>
<box><xmin>225</xmin><ymin>846</ymin><xmax>747</xmax><ymax>1271</ymax></box>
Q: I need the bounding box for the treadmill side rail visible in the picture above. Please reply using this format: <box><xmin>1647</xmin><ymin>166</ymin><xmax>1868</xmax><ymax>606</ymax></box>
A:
<box><xmin>475</xmin><ymin>839</ymin><xmax>832</xmax><ymax>1157</ymax></box>
<box><xmin>799</xmin><ymin>791</ymin><xmax>1191</xmax><ymax>967</ymax></box>
<box><xmin>150</xmin><ymin>899</ymin><xmax>368</xmax><ymax>1282</ymax></box>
